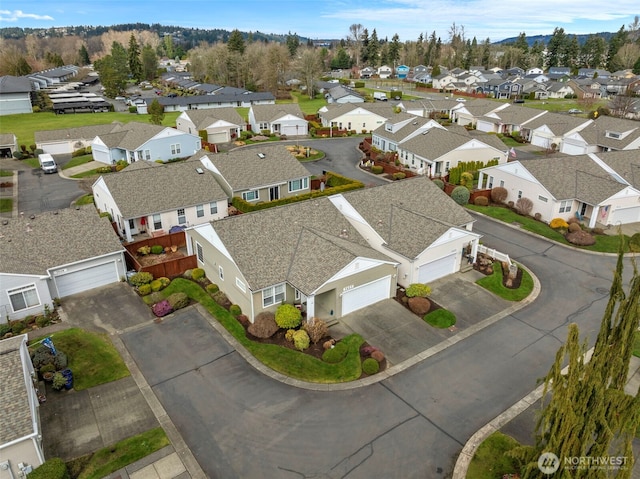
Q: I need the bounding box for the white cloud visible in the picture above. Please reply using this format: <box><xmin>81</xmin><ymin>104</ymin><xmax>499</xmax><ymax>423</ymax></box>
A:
<box><xmin>0</xmin><ymin>9</ymin><xmax>54</xmax><ymax>22</ymax></box>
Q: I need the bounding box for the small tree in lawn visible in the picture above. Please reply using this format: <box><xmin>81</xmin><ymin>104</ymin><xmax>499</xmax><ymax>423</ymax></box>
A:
<box><xmin>148</xmin><ymin>99</ymin><xmax>164</xmax><ymax>125</ymax></box>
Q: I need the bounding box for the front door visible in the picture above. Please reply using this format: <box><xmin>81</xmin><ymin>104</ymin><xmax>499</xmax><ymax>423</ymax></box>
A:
<box><xmin>269</xmin><ymin>186</ymin><xmax>280</xmax><ymax>201</ymax></box>
<box><xmin>580</xmin><ymin>202</ymin><xmax>588</xmax><ymax>216</ymax></box>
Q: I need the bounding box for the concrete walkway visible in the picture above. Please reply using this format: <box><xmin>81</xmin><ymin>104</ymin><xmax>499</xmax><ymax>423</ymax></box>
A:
<box><xmin>58</xmin><ymin>160</ymin><xmax>101</xmax><ymax>179</ymax></box>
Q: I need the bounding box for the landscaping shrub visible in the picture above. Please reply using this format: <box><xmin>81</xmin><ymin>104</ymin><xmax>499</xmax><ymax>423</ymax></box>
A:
<box><xmin>129</xmin><ymin>272</ymin><xmax>153</xmax><ymax>287</ymax></box>
<box><xmin>515</xmin><ymin>197</ymin><xmax>534</xmax><ymax>216</ymax></box>
<box><xmin>293</xmin><ymin>330</ymin><xmax>310</xmax><ymax>351</ymax></box>
<box><xmin>550</xmin><ymin>218</ymin><xmax>569</xmax><ymax>230</ymax></box>
<box><xmin>371</xmin><ymin>350</ymin><xmax>385</xmax><ymax>362</ymax></box>
<box><xmin>52</xmin><ymin>351</ymin><xmax>68</xmax><ymax>370</ymax></box>
<box><xmin>212</xmin><ymin>290</ymin><xmax>231</xmax><ymax>309</ymax></box>
<box><xmin>275</xmin><ymin>303</ymin><xmax>302</xmax><ymax>329</ymax></box>
<box><xmin>31</xmin><ymin>346</ymin><xmax>55</xmax><ymax>369</ymax></box>
<box><xmin>424</xmin><ymin>309</ymin><xmax>457</xmax><ymax>328</ymax></box>
<box><xmin>534</xmin><ymin>212</ymin><xmax>542</xmax><ymax>221</ymax></box>
<box><xmin>167</xmin><ymin>292</ymin><xmax>190</xmax><ymax>310</ymax></box>
<box><xmin>303</xmin><ymin>317</ymin><xmax>328</xmax><ymax>344</ymax></box>
<box><xmin>206</xmin><ymin>283</ymin><xmax>219</xmax><ymax>294</ymax></box>
<box><xmin>629</xmin><ymin>233</ymin><xmax>640</xmax><ymax>252</ymax></box>
<box><xmin>11</xmin><ymin>319</ymin><xmax>26</xmax><ymax>334</ymax></box>
<box><xmin>191</xmin><ymin>268</ymin><xmax>205</xmax><ymax>281</ymax></box>
<box><xmin>360</xmin><ymin>345</ymin><xmax>378</xmax><ymax>356</ymax></box>
<box><xmin>565</xmin><ymin>229</ymin><xmax>596</xmax><ymax>246</ymax></box>
<box><xmin>150</xmin><ymin>279</ymin><xmax>163</xmax><ymax>292</ymax></box>
<box><xmin>229</xmin><ymin>304</ymin><xmax>242</xmax><ymax>316</ymax></box>
<box><xmin>158</xmin><ymin>277</ymin><xmax>171</xmax><ymax>288</ymax></box>
<box><xmin>52</xmin><ymin>372</ymin><xmax>66</xmax><ymax>390</ymax></box>
<box><xmin>248</xmin><ymin>312</ymin><xmax>279</xmax><ymax>338</ymax></box>
<box><xmin>567</xmin><ymin>216</ymin><xmax>579</xmax><ymax>225</ymax></box>
<box><xmin>490</xmin><ymin>187</ymin><xmax>508</xmax><ymax>204</ymax></box>
<box><xmin>182</xmin><ymin>269</ymin><xmax>193</xmax><ymax>279</ymax></box>
<box><xmin>28</xmin><ymin>458</ymin><xmax>70</xmax><ymax>479</ymax></box>
<box><xmin>451</xmin><ymin>186</ymin><xmax>471</xmax><ymax>205</ymax></box>
<box><xmin>40</xmin><ymin>363</ymin><xmax>55</xmax><ymax>374</ymax></box>
<box><xmin>36</xmin><ymin>315</ymin><xmax>51</xmax><ymax>328</ymax></box>
<box><xmin>460</xmin><ymin>171</ymin><xmax>474</xmax><ymax>189</ymax></box>
<box><xmin>147</xmin><ymin>292</ymin><xmax>164</xmax><ymax>305</ymax></box>
<box><xmin>405</xmin><ymin>283</ymin><xmax>431</xmax><ymax>298</ymax></box>
<box><xmin>138</xmin><ymin>284</ymin><xmax>152</xmax><ymax>296</ymax></box>
<box><xmin>0</xmin><ymin>323</ymin><xmax>11</xmax><ymax>337</ymax></box>
<box><xmin>322</xmin><ymin>341</ymin><xmax>348</xmax><ymax>363</ymax></box>
<box><xmin>474</xmin><ymin>196</ymin><xmax>489</xmax><ymax>206</ymax></box>
<box><xmin>592</xmin><ymin>227</ymin><xmax>604</xmax><ymax>235</ymax></box>
<box><xmin>568</xmin><ymin>222</ymin><xmax>582</xmax><ymax>233</ymax></box>
<box><xmin>362</xmin><ymin>357</ymin><xmax>380</xmax><ymax>375</ymax></box>
<box><xmin>137</xmin><ymin>245</ymin><xmax>151</xmax><ymax>256</ymax></box>
<box><xmin>408</xmin><ymin>297</ymin><xmax>432</xmax><ymax>315</ymax></box>
<box><xmin>432</xmin><ymin>179</ymin><xmax>445</xmax><ymax>190</ymax></box>
<box><xmin>285</xmin><ymin>329</ymin><xmax>296</xmax><ymax>342</ymax></box>
<box><xmin>371</xmin><ymin>165</ymin><xmax>384</xmax><ymax>174</ymax></box>
<box><xmin>393</xmin><ymin>172</ymin><xmax>406</xmax><ymax>180</ymax></box>
<box><xmin>152</xmin><ymin>300</ymin><xmax>173</xmax><ymax>317</ymax></box>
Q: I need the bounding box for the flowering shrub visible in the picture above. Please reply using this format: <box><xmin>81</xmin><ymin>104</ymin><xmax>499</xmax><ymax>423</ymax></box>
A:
<box><xmin>550</xmin><ymin>218</ymin><xmax>569</xmax><ymax>230</ymax></box>
<box><xmin>405</xmin><ymin>283</ymin><xmax>431</xmax><ymax>298</ymax></box>
<box><xmin>152</xmin><ymin>300</ymin><xmax>173</xmax><ymax>317</ymax></box>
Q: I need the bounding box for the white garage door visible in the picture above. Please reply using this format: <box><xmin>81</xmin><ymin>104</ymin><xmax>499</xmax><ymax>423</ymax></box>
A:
<box><xmin>54</xmin><ymin>262</ymin><xmax>119</xmax><ymax>297</ymax></box>
<box><xmin>208</xmin><ymin>131</ymin><xmax>228</xmax><ymax>143</ymax></box>
<box><xmin>341</xmin><ymin>276</ymin><xmax>392</xmax><ymax>316</ymax></box>
<box><xmin>418</xmin><ymin>253</ymin><xmax>457</xmax><ymax>283</ymax></box>
<box><xmin>531</xmin><ymin>134</ymin><xmax>551</xmax><ymax>149</ymax></box>
<box><xmin>41</xmin><ymin>142</ymin><xmax>72</xmax><ymax>155</ymax></box>
<box><xmin>611</xmin><ymin>206</ymin><xmax>640</xmax><ymax>224</ymax></box>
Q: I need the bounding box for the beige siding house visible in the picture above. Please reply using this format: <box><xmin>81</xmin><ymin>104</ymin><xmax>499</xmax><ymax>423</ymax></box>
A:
<box><xmin>175</xmin><ymin>107</ymin><xmax>245</xmax><ymax>144</ymax></box>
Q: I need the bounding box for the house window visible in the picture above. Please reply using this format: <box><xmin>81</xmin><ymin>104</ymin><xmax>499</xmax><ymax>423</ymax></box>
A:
<box><xmin>219</xmin><ymin>266</ymin><xmax>224</xmax><ymax>280</ymax></box>
<box><xmin>196</xmin><ymin>204</ymin><xmax>204</xmax><ymax>218</ymax></box>
<box><xmin>288</xmin><ymin>177</ymin><xmax>309</xmax><ymax>192</ymax></box>
<box><xmin>295</xmin><ymin>289</ymin><xmax>301</xmax><ymax>301</ymax></box>
<box><xmin>236</xmin><ymin>278</ymin><xmax>246</xmax><ymax>293</ymax></box>
<box><xmin>242</xmin><ymin>190</ymin><xmax>259</xmax><ymax>202</ymax></box>
<box><xmin>487</xmin><ymin>176</ymin><xmax>494</xmax><ymax>188</ymax></box>
<box><xmin>517</xmin><ymin>190</ymin><xmax>522</xmax><ymax>199</ymax></box>
<box><xmin>196</xmin><ymin>242</ymin><xmax>204</xmax><ymax>263</ymax></box>
<box><xmin>8</xmin><ymin>284</ymin><xmax>40</xmax><ymax>312</ymax></box>
<box><xmin>171</xmin><ymin>143</ymin><xmax>181</xmax><ymax>155</ymax></box>
<box><xmin>177</xmin><ymin>208</ymin><xmax>186</xmax><ymax>224</ymax></box>
<box><xmin>153</xmin><ymin>214</ymin><xmax>162</xmax><ymax>230</ymax></box>
<box><xmin>210</xmin><ymin>202</ymin><xmax>218</xmax><ymax>215</ymax></box>
<box><xmin>538</xmin><ymin>195</ymin><xmax>548</xmax><ymax>202</ymax></box>
<box><xmin>144</xmin><ymin>149</ymin><xmax>151</xmax><ymax>160</ymax></box>
<box><xmin>445</xmin><ymin>161</ymin><xmax>450</xmax><ymax>172</ymax></box>
<box><xmin>128</xmin><ymin>219</ymin><xmax>135</xmax><ymax>229</ymax></box>
<box><xmin>259</xmin><ymin>122</ymin><xmax>268</xmax><ymax>130</ymax></box>
<box><xmin>500</xmin><ymin>180</ymin><xmax>504</xmax><ymax>187</ymax></box>
<box><xmin>262</xmin><ymin>284</ymin><xmax>285</xmax><ymax>307</ymax></box>
<box><xmin>559</xmin><ymin>200</ymin><xmax>572</xmax><ymax>213</ymax></box>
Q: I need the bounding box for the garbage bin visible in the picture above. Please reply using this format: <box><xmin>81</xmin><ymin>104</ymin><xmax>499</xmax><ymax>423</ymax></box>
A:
<box><xmin>62</xmin><ymin>369</ymin><xmax>73</xmax><ymax>390</ymax></box>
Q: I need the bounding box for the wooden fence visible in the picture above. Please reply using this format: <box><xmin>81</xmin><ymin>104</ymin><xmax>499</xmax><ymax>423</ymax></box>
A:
<box><xmin>124</xmin><ymin>231</ymin><xmax>196</xmax><ymax>278</ymax></box>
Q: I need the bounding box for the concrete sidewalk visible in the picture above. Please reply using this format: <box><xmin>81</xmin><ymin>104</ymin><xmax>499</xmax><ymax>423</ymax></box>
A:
<box><xmin>58</xmin><ymin>160</ymin><xmax>101</xmax><ymax>179</ymax></box>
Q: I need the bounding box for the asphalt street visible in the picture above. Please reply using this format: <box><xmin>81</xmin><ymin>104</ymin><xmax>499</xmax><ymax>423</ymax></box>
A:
<box><xmin>119</xmin><ymin>214</ymin><xmax>624</xmax><ymax>478</ymax></box>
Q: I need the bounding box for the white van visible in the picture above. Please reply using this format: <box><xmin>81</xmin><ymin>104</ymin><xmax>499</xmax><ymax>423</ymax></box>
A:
<box><xmin>38</xmin><ymin>153</ymin><xmax>58</xmax><ymax>174</ymax></box>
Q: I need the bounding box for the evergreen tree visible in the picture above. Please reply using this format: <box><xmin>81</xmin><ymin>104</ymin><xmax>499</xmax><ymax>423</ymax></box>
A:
<box><xmin>360</xmin><ymin>28</ymin><xmax>370</xmax><ymax>65</ymax></box>
<box><xmin>330</xmin><ymin>47</ymin><xmax>352</xmax><ymax>69</ymax></box>
<box><xmin>128</xmin><ymin>34</ymin><xmax>143</xmax><ymax>82</ymax></box>
<box><xmin>15</xmin><ymin>56</ymin><xmax>32</xmax><ymax>76</ymax></box>
<box><xmin>388</xmin><ymin>33</ymin><xmax>401</xmax><ymax>67</ymax></box>
<box><xmin>606</xmin><ymin>26</ymin><xmax>628</xmax><ymax>72</ymax></box>
<box><xmin>514</xmin><ymin>244</ymin><xmax>640</xmax><ymax>478</ymax></box>
<box><xmin>78</xmin><ymin>44</ymin><xmax>90</xmax><ymax>66</ymax></box>
<box><xmin>633</xmin><ymin>55</ymin><xmax>640</xmax><ymax>75</ymax></box>
<box><xmin>580</xmin><ymin>35</ymin><xmax>606</xmax><ymax>68</ymax></box>
<box><xmin>366</xmin><ymin>29</ymin><xmax>380</xmax><ymax>67</ymax></box>
<box><xmin>148</xmin><ymin>98</ymin><xmax>165</xmax><ymax>126</ymax></box>
<box><xmin>227</xmin><ymin>29</ymin><xmax>245</xmax><ymax>55</ymax></box>
<box><xmin>481</xmin><ymin>38</ymin><xmax>491</xmax><ymax>69</ymax></box>
<box><xmin>514</xmin><ymin>32</ymin><xmax>529</xmax><ymax>54</ymax></box>
<box><xmin>141</xmin><ymin>44</ymin><xmax>158</xmax><ymax>81</ymax></box>
<box><xmin>425</xmin><ymin>31</ymin><xmax>437</xmax><ymax>67</ymax></box>
<box><xmin>546</xmin><ymin>27</ymin><xmax>568</xmax><ymax>67</ymax></box>
<box><xmin>286</xmin><ymin>32</ymin><xmax>299</xmax><ymax>57</ymax></box>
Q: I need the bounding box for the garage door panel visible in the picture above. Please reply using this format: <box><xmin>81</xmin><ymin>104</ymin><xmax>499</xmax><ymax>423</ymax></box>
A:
<box><xmin>341</xmin><ymin>276</ymin><xmax>391</xmax><ymax>316</ymax></box>
<box><xmin>611</xmin><ymin>206</ymin><xmax>640</xmax><ymax>225</ymax></box>
<box><xmin>55</xmin><ymin>262</ymin><xmax>119</xmax><ymax>297</ymax></box>
<box><xmin>418</xmin><ymin>253</ymin><xmax>457</xmax><ymax>283</ymax></box>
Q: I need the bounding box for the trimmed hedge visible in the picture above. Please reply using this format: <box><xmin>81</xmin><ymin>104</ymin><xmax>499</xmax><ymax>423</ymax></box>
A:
<box><xmin>28</xmin><ymin>458</ymin><xmax>70</xmax><ymax>479</ymax></box>
<box><xmin>275</xmin><ymin>304</ymin><xmax>302</xmax><ymax>329</ymax></box>
<box><xmin>362</xmin><ymin>357</ymin><xmax>380</xmax><ymax>374</ymax></box>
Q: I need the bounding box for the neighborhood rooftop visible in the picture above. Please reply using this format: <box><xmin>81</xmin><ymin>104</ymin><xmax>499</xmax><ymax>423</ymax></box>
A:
<box><xmin>0</xmin><ymin>336</ymin><xmax>32</xmax><ymax>445</ymax></box>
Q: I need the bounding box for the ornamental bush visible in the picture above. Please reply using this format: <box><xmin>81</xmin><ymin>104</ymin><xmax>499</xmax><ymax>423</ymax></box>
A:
<box><xmin>150</xmin><ymin>279</ymin><xmax>163</xmax><ymax>292</ymax></box>
<box><xmin>490</xmin><ymin>186</ymin><xmax>508</xmax><ymax>204</ymax></box>
<box><xmin>393</xmin><ymin>172</ymin><xmax>406</xmax><ymax>180</ymax></box>
<box><xmin>460</xmin><ymin>171</ymin><xmax>474</xmax><ymax>189</ymax></box>
<box><xmin>565</xmin><ymin>229</ymin><xmax>596</xmax><ymax>246</ymax></box>
<box><xmin>293</xmin><ymin>330</ymin><xmax>310</xmax><ymax>351</ymax></box>
<box><xmin>212</xmin><ymin>291</ymin><xmax>231</xmax><ymax>309</ymax></box>
<box><xmin>362</xmin><ymin>357</ymin><xmax>380</xmax><ymax>375</ymax></box>
<box><xmin>515</xmin><ymin>197</ymin><xmax>534</xmax><ymax>216</ymax></box>
<box><xmin>303</xmin><ymin>318</ymin><xmax>328</xmax><ymax>344</ymax></box>
<box><xmin>405</xmin><ymin>283</ymin><xmax>431</xmax><ymax>298</ymax></box>
<box><xmin>129</xmin><ymin>272</ymin><xmax>153</xmax><ymax>287</ymax></box>
<box><xmin>167</xmin><ymin>292</ymin><xmax>189</xmax><ymax>310</ymax></box>
<box><xmin>229</xmin><ymin>304</ymin><xmax>242</xmax><ymax>316</ymax></box>
<box><xmin>474</xmin><ymin>196</ymin><xmax>489</xmax><ymax>206</ymax></box>
<box><xmin>371</xmin><ymin>350</ymin><xmax>385</xmax><ymax>362</ymax></box>
<box><xmin>152</xmin><ymin>300</ymin><xmax>173</xmax><ymax>317</ymax></box>
<box><xmin>285</xmin><ymin>329</ymin><xmax>296</xmax><ymax>342</ymax></box>
<box><xmin>371</xmin><ymin>165</ymin><xmax>384</xmax><ymax>174</ymax></box>
<box><xmin>158</xmin><ymin>277</ymin><xmax>170</xmax><ymax>288</ymax></box>
<box><xmin>31</xmin><ymin>346</ymin><xmax>54</xmax><ymax>369</ymax></box>
<box><xmin>275</xmin><ymin>304</ymin><xmax>302</xmax><ymax>329</ymax></box>
<box><xmin>248</xmin><ymin>312</ymin><xmax>279</xmax><ymax>339</ymax></box>
<box><xmin>147</xmin><ymin>292</ymin><xmax>164</xmax><ymax>305</ymax></box>
<box><xmin>322</xmin><ymin>341</ymin><xmax>348</xmax><ymax>363</ymax></box>
<box><xmin>206</xmin><ymin>283</ymin><xmax>219</xmax><ymax>294</ymax></box>
<box><xmin>550</xmin><ymin>218</ymin><xmax>569</xmax><ymax>230</ymax></box>
<box><xmin>191</xmin><ymin>268</ymin><xmax>205</xmax><ymax>281</ymax></box>
<box><xmin>432</xmin><ymin>179</ymin><xmax>445</xmax><ymax>190</ymax></box>
<box><xmin>138</xmin><ymin>284</ymin><xmax>152</xmax><ymax>296</ymax></box>
<box><xmin>629</xmin><ymin>233</ymin><xmax>640</xmax><ymax>252</ymax></box>
<box><xmin>451</xmin><ymin>186</ymin><xmax>471</xmax><ymax>205</ymax></box>
<box><xmin>137</xmin><ymin>245</ymin><xmax>151</xmax><ymax>255</ymax></box>
<box><xmin>150</xmin><ymin>245</ymin><xmax>163</xmax><ymax>254</ymax></box>
<box><xmin>568</xmin><ymin>222</ymin><xmax>582</xmax><ymax>233</ymax></box>
<box><xmin>408</xmin><ymin>297</ymin><xmax>431</xmax><ymax>315</ymax></box>
<box><xmin>52</xmin><ymin>351</ymin><xmax>68</xmax><ymax>370</ymax></box>
<box><xmin>27</xmin><ymin>458</ymin><xmax>70</xmax><ymax>479</ymax></box>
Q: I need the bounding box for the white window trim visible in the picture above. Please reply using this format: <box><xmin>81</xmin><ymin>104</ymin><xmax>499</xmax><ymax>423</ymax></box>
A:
<box><xmin>196</xmin><ymin>242</ymin><xmax>204</xmax><ymax>263</ymax></box>
<box><xmin>288</xmin><ymin>177</ymin><xmax>308</xmax><ymax>193</ymax></box>
<box><xmin>171</xmin><ymin>143</ymin><xmax>181</xmax><ymax>155</ymax></box>
<box><xmin>8</xmin><ymin>283</ymin><xmax>41</xmax><ymax>313</ymax></box>
<box><xmin>177</xmin><ymin>208</ymin><xmax>186</xmax><ymax>225</ymax></box>
<box><xmin>196</xmin><ymin>204</ymin><xmax>204</xmax><ymax>218</ymax></box>
<box><xmin>219</xmin><ymin>265</ymin><xmax>224</xmax><ymax>280</ymax></box>
<box><xmin>235</xmin><ymin>277</ymin><xmax>246</xmax><ymax>293</ymax></box>
<box><xmin>559</xmin><ymin>200</ymin><xmax>572</xmax><ymax>213</ymax></box>
<box><xmin>210</xmin><ymin>202</ymin><xmax>218</xmax><ymax>215</ymax></box>
<box><xmin>242</xmin><ymin>190</ymin><xmax>259</xmax><ymax>202</ymax></box>
<box><xmin>153</xmin><ymin>214</ymin><xmax>162</xmax><ymax>230</ymax></box>
<box><xmin>262</xmin><ymin>284</ymin><xmax>285</xmax><ymax>308</ymax></box>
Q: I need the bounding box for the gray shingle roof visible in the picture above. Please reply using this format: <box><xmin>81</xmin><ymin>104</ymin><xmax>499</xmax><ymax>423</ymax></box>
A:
<box><xmin>593</xmin><ymin>150</ymin><xmax>640</xmax><ymax>189</ymax></box>
<box><xmin>250</xmin><ymin>103</ymin><xmax>305</xmax><ymax>123</ymax></box>
<box><xmin>96</xmin><ymin>122</ymin><xmax>170</xmax><ymax>150</ymax></box>
<box><xmin>398</xmin><ymin>127</ymin><xmax>479</xmax><ymax>160</ymax></box>
<box><xmin>517</xmin><ymin>156</ymin><xmax>627</xmax><ymax>205</ymax></box>
<box><xmin>0</xmin><ymin>75</ymin><xmax>33</xmax><ymax>93</ymax></box>
<box><xmin>479</xmin><ymin>105</ymin><xmax>546</xmax><ymax>127</ymax></box>
<box><xmin>181</xmin><ymin>108</ymin><xmax>244</xmax><ymax>130</ymax></box>
<box><xmin>576</xmin><ymin>116</ymin><xmax>640</xmax><ymax>150</ymax></box>
<box><xmin>0</xmin><ymin>133</ymin><xmax>16</xmax><ymax>145</ymax></box>
<box><xmin>196</xmin><ymin>144</ymin><xmax>311</xmax><ymax>191</ymax></box>
<box><xmin>319</xmin><ymin>103</ymin><xmax>392</xmax><ymax>121</ymax></box>
<box><xmin>0</xmin><ymin>206</ymin><xmax>124</xmax><ymax>275</ymax></box>
<box><xmin>98</xmin><ymin>160</ymin><xmax>227</xmax><ymax>219</ymax></box>
<box><xmin>522</xmin><ymin>111</ymin><xmax>592</xmax><ymax>136</ymax></box>
<box><xmin>35</xmin><ymin>123</ymin><xmax>123</xmax><ymax>144</ymax></box>
<box><xmin>374</xmin><ymin>117</ymin><xmax>441</xmax><ymax>143</ymax></box>
<box><xmin>0</xmin><ymin>335</ymin><xmax>33</xmax><ymax>445</ymax></box>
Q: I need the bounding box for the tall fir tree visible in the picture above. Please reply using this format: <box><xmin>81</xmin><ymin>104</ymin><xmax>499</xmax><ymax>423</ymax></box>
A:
<box><xmin>128</xmin><ymin>34</ymin><xmax>143</xmax><ymax>82</ymax></box>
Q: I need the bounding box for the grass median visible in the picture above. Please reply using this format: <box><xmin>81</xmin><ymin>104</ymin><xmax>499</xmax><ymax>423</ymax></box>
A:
<box><xmin>476</xmin><ymin>262</ymin><xmax>534</xmax><ymax>301</ymax></box>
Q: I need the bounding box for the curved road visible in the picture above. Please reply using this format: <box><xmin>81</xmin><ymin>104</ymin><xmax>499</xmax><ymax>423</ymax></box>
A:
<box><xmin>121</xmin><ymin>214</ymin><xmax>628</xmax><ymax>478</ymax></box>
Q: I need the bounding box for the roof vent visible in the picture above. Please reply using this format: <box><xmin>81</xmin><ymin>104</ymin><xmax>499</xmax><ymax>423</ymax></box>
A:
<box><xmin>29</xmin><ymin>214</ymin><xmax>35</xmax><ymax>220</ymax></box>
<box><xmin>195</xmin><ymin>167</ymin><xmax>204</xmax><ymax>174</ymax></box>
<box><xmin>2</xmin><ymin>219</ymin><xmax>8</xmax><ymax>225</ymax></box>
<box><xmin>257</xmin><ymin>153</ymin><xmax>266</xmax><ymax>159</ymax></box>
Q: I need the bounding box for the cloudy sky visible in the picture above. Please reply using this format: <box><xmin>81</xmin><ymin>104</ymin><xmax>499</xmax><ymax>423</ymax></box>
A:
<box><xmin>1</xmin><ymin>0</ymin><xmax>637</xmax><ymax>42</ymax></box>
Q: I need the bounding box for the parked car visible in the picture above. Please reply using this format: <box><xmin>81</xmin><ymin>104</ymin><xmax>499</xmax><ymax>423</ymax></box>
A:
<box><xmin>114</xmin><ymin>96</ymin><xmax>126</xmax><ymax>101</ymax></box>
<box><xmin>38</xmin><ymin>153</ymin><xmax>58</xmax><ymax>174</ymax></box>
<box><xmin>568</xmin><ymin>109</ymin><xmax>583</xmax><ymax>114</ymax></box>
<box><xmin>456</xmin><ymin>98</ymin><xmax>467</xmax><ymax>102</ymax></box>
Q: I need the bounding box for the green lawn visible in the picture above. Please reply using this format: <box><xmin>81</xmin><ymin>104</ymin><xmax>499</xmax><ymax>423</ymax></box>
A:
<box><xmin>0</xmin><ymin>169</ymin><xmax>13</xmax><ymax>176</ymax></box>
<box><xmin>288</xmin><ymin>91</ymin><xmax>328</xmax><ymax>116</ymax></box>
<box><xmin>71</xmin><ymin>169</ymin><xmax>104</xmax><ymax>179</ymax></box>
<box><xmin>160</xmin><ymin>278</ymin><xmax>365</xmax><ymax>383</ymax></box>
<box><xmin>75</xmin><ymin>194</ymin><xmax>95</xmax><ymax>206</ymax></box>
<box><xmin>0</xmin><ymin>198</ymin><xmax>12</xmax><ymax>213</ymax></box>
<box><xmin>466</xmin><ymin>204</ymin><xmax>629</xmax><ymax>253</ymax></box>
<box><xmin>30</xmin><ymin>328</ymin><xmax>130</xmax><ymax>390</ymax></box>
<box><xmin>476</xmin><ymin>262</ymin><xmax>534</xmax><ymax>301</ymax></box>
<box><xmin>68</xmin><ymin>427</ymin><xmax>170</xmax><ymax>479</ymax></box>
<box><xmin>423</xmin><ymin>308</ymin><xmax>456</xmax><ymax>328</ymax></box>
<box><xmin>467</xmin><ymin>431</ymin><xmax>522</xmax><ymax>479</ymax></box>
<box><xmin>519</xmin><ymin>98</ymin><xmax>608</xmax><ymax>115</ymax></box>
<box><xmin>498</xmin><ymin>135</ymin><xmax>522</xmax><ymax>147</ymax></box>
<box><xmin>634</xmin><ymin>330</ymin><xmax>640</xmax><ymax>358</ymax></box>
<box><xmin>63</xmin><ymin>154</ymin><xmax>94</xmax><ymax>170</ymax></box>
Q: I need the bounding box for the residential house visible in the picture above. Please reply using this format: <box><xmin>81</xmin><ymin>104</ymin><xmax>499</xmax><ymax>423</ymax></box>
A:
<box><xmin>477</xmin><ymin>78</ymin><xmax>522</xmax><ymax>99</ymax></box>
<box><xmin>395</xmin><ymin>65</ymin><xmax>410</xmax><ymax>79</ymax></box>
<box><xmin>560</xmin><ymin>116</ymin><xmax>640</xmax><ymax>155</ymax></box>
<box><xmin>432</xmin><ymin>73</ymin><xmax>456</xmax><ymax>90</ymax></box>
<box><xmin>92</xmin><ymin>161</ymin><xmax>228</xmax><ymax>242</ymax></box>
<box><xmin>91</xmin><ymin>122</ymin><xmax>201</xmax><ymax>165</ymax></box>
<box><xmin>372</xmin><ymin>115</ymin><xmax>444</xmax><ymax>154</ymax></box>
<box><xmin>26</xmin><ymin>65</ymin><xmax>78</xmax><ymax>89</ymax></box>
<box><xmin>0</xmin><ymin>207</ymin><xmax>126</xmax><ymax>319</ymax></box>
<box><xmin>184</xmin><ymin>177</ymin><xmax>480</xmax><ymax>322</ymax></box>
<box><xmin>359</xmin><ymin>66</ymin><xmax>376</xmax><ymax>79</ymax></box>
<box><xmin>523</xmin><ymin>73</ymin><xmax>550</xmax><ymax>84</ymax></box>
<box><xmin>603</xmin><ymin>77</ymin><xmax>635</xmax><ymax>97</ymax></box>
<box><xmin>526</xmin><ymin>67</ymin><xmax>544</xmax><ymax>75</ymax></box>
<box><xmin>195</xmin><ymin>144</ymin><xmax>312</xmax><ymax>204</ymax></box>
<box><xmin>402</xmin><ymin>98</ymin><xmax>459</xmax><ymax>118</ymax></box>
<box><xmin>568</xmin><ymin>78</ymin><xmax>603</xmax><ymax>100</ymax></box>
<box><xmin>452</xmin><ymin>99</ymin><xmax>509</xmax><ymax>127</ymax></box>
<box><xmin>377</xmin><ymin>65</ymin><xmax>393</xmax><ymax>79</ymax></box>
<box><xmin>396</xmin><ymin>125</ymin><xmax>507</xmax><ymax>176</ymax></box>
<box><xmin>248</xmin><ymin>104</ymin><xmax>308</xmax><ymax>136</ymax></box>
<box><xmin>325</xmin><ymin>85</ymin><xmax>365</xmax><ymax>104</ymax></box>
<box><xmin>546</xmin><ymin>82</ymin><xmax>575</xmax><ymax>99</ymax></box>
<box><xmin>0</xmin><ymin>76</ymin><xmax>33</xmax><ymax>115</ymax></box>
<box><xmin>478</xmin><ymin>151</ymin><xmax>640</xmax><ymax>227</ymax></box>
<box><xmin>505</xmin><ymin>67</ymin><xmax>525</xmax><ymax>76</ymax></box>
<box><xmin>578</xmin><ymin>68</ymin><xmax>610</xmax><ymax>79</ymax></box>
<box><xmin>136</xmin><ymin>92</ymin><xmax>275</xmax><ymax>114</ymax></box>
<box><xmin>519</xmin><ymin>112</ymin><xmax>592</xmax><ymax>150</ymax></box>
<box><xmin>476</xmin><ymin>105</ymin><xmax>547</xmax><ymax>135</ymax></box>
<box><xmin>0</xmin><ymin>335</ymin><xmax>44</xmax><ymax>476</ymax></box>
<box><xmin>408</xmin><ymin>65</ymin><xmax>429</xmax><ymax>82</ymax></box>
<box><xmin>608</xmin><ymin>97</ymin><xmax>640</xmax><ymax>120</ymax></box>
<box><xmin>318</xmin><ymin>103</ymin><xmax>390</xmax><ymax>134</ymax></box>
<box><xmin>548</xmin><ymin>67</ymin><xmax>571</xmax><ymax>76</ymax></box>
<box><xmin>175</xmin><ymin>108</ymin><xmax>245</xmax><ymax>145</ymax></box>
<box><xmin>0</xmin><ymin>133</ymin><xmax>18</xmax><ymax>158</ymax></box>
<box><xmin>35</xmin><ymin>124</ymin><xmax>118</xmax><ymax>155</ymax></box>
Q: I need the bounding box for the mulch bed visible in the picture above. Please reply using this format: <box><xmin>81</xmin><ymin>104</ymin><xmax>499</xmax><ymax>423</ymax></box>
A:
<box><xmin>393</xmin><ymin>287</ymin><xmax>443</xmax><ymax>317</ymax></box>
<box><xmin>474</xmin><ymin>253</ymin><xmax>523</xmax><ymax>289</ymax></box>
<box><xmin>136</xmin><ymin>250</ymin><xmax>186</xmax><ymax>267</ymax></box>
